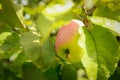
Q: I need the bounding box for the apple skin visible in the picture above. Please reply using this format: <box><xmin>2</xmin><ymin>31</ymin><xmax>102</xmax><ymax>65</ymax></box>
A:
<box><xmin>55</xmin><ymin>19</ymin><xmax>84</xmax><ymax>63</ymax></box>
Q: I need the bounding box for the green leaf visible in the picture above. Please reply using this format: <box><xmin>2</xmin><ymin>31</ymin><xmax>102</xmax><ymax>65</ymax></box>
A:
<box><xmin>1</xmin><ymin>32</ymin><xmax>20</xmax><ymax>51</ymax></box>
<box><xmin>108</xmin><ymin>66</ymin><xmax>120</xmax><ymax>80</ymax></box>
<box><xmin>43</xmin><ymin>64</ymin><xmax>60</xmax><ymax>80</ymax></box>
<box><xmin>0</xmin><ymin>32</ymin><xmax>20</xmax><ymax>59</ymax></box>
<box><xmin>79</xmin><ymin>26</ymin><xmax>98</xmax><ymax>80</ymax></box>
<box><xmin>90</xmin><ymin>16</ymin><xmax>120</xmax><ymax>36</ymax></box>
<box><xmin>90</xmin><ymin>25</ymin><xmax>119</xmax><ymax>80</ymax></box>
<box><xmin>61</xmin><ymin>64</ymin><xmax>77</xmax><ymax>80</ymax></box>
<box><xmin>20</xmin><ymin>31</ymin><xmax>56</xmax><ymax>70</ymax></box>
<box><xmin>99</xmin><ymin>0</ymin><xmax>120</xmax><ymax>2</ymax></box>
<box><xmin>22</xmin><ymin>62</ymin><xmax>43</xmax><ymax>80</ymax></box>
<box><xmin>79</xmin><ymin>25</ymin><xmax>119</xmax><ymax>80</ymax></box>
<box><xmin>0</xmin><ymin>0</ymin><xmax>26</xmax><ymax>32</ymax></box>
<box><xmin>8</xmin><ymin>51</ymin><xmax>25</xmax><ymax>73</ymax></box>
<box><xmin>0</xmin><ymin>23</ymin><xmax>12</xmax><ymax>34</ymax></box>
<box><xmin>61</xmin><ymin>63</ymin><xmax>88</xmax><ymax>80</ymax></box>
<box><xmin>44</xmin><ymin>69</ymin><xmax>59</xmax><ymax>80</ymax></box>
<box><xmin>116</xmin><ymin>65</ymin><xmax>120</xmax><ymax>76</ymax></box>
<box><xmin>0</xmin><ymin>60</ymin><xmax>22</xmax><ymax>80</ymax></box>
<box><xmin>93</xmin><ymin>2</ymin><xmax>120</xmax><ymax>22</ymax></box>
<box><xmin>0</xmin><ymin>63</ymin><xmax>5</xmax><ymax>80</ymax></box>
<box><xmin>35</xmin><ymin>13</ymin><xmax>53</xmax><ymax>43</ymax></box>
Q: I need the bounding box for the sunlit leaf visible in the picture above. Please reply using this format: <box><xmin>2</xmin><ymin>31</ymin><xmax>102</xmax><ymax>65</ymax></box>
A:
<box><xmin>79</xmin><ymin>25</ymin><xmax>119</xmax><ymax>80</ymax></box>
<box><xmin>0</xmin><ymin>31</ymin><xmax>20</xmax><ymax>59</ymax></box>
<box><xmin>0</xmin><ymin>4</ymin><xmax>2</xmax><ymax>10</ymax></box>
<box><xmin>0</xmin><ymin>32</ymin><xmax>20</xmax><ymax>51</ymax></box>
<box><xmin>42</xmin><ymin>0</ymin><xmax>74</xmax><ymax>20</ymax></box>
<box><xmin>90</xmin><ymin>16</ymin><xmax>120</xmax><ymax>36</ymax></box>
<box><xmin>79</xmin><ymin>26</ymin><xmax>98</xmax><ymax>80</ymax></box>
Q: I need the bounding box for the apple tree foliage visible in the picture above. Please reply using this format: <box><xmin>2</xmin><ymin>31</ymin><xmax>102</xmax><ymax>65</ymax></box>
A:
<box><xmin>0</xmin><ymin>0</ymin><xmax>120</xmax><ymax>80</ymax></box>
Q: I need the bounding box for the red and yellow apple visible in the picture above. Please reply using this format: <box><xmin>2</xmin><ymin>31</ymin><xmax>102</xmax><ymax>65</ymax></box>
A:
<box><xmin>55</xmin><ymin>19</ymin><xmax>84</xmax><ymax>63</ymax></box>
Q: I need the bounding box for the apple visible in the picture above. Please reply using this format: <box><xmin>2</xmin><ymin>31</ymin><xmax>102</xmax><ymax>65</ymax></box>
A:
<box><xmin>55</xmin><ymin>19</ymin><xmax>84</xmax><ymax>63</ymax></box>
